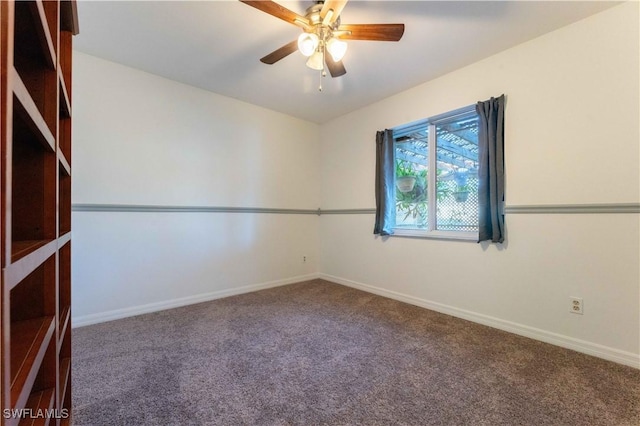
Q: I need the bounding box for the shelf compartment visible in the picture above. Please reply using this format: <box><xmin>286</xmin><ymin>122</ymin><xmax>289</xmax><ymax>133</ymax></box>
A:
<box><xmin>58</xmin><ymin>306</ymin><xmax>71</xmax><ymax>361</ymax></box>
<box><xmin>12</xmin><ymin>100</ymin><xmax>57</xmax><ymax>256</ymax></box>
<box><xmin>58</xmin><ymin>358</ymin><xmax>70</xmax><ymax>406</ymax></box>
<box><xmin>58</xmin><ymin>315</ymin><xmax>71</xmax><ymax>414</ymax></box>
<box><xmin>58</xmin><ymin>31</ymin><xmax>72</xmax><ymax>94</ymax></box>
<box><xmin>58</xmin><ymin>117</ymin><xmax>71</xmax><ymax>168</ymax></box>
<box><xmin>17</xmin><ymin>1</ymin><xmax>56</xmax><ymax>70</ymax></box>
<box><xmin>12</xmin><ymin>68</ymin><xmax>55</xmax><ymax>152</ymax></box>
<box><xmin>38</xmin><ymin>0</ymin><xmax>59</xmax><ymax>60</ymax></box>
<box><xmin>60</xmin><ymin>2</ymin><xmax>79</xmax><ymax>35</ymax></box>
<box><xmin>4</xmin><ymin>235</ymin><xmax>64</xmax><ymax>296</ymax></box>
<box><xmin>10</xmin><ymin>253</ymin><xmax>56</xmax><ymax>322</ymax></box>
<box><xmin>58</xmin><ymin>165</ymin><xmax>71</xmax><ymax>235</ymax></box>
<box><xmin>10</xmin><ymin>316</ymin><xmax>55</xmax><ymax>409</ymax></box>
<box><xmin>58</xmin><ymin>242</ymin><xmax>70</xmax><ymax>335</ymax></box>
<box><xmin>12</xmin><ymin>240</ymin><xmax>49</xmax><ymax>264</ymax></box>
<box><xmin>13</xmin><ymin>1</ymin><xmax>59</xmax><ymax>137</ymax></box>
<box><xmin>6</xmin><ymin>239</ymin><xmax>56</xmax><ymax>289</ymax></box>
<box><xmin>58</xmin><ymin>71</ymin><xmax>70</xmax><ymax>119</ymax></box>
<box><xmin>17</xmin><ymin>388</ymin><xmax>54</xmax><ymax>426</ymax></box>
<box><xmin>58</xmin><ymin>306</ymin><xmax>70</xmax><ymax>349</ymax></box>
<box><xmin>58</xmin><ymin>150</ymin><xmax>70</xmax><ymax>177</ymax></box>
<box><xmin>22</xmin><ymin>330</ymin><xmax>57</xmax><ymax>424</ymax></box>
<box><xmin>58</xmin><ymin>29</ymin><xmax>73</xmax><ymax>164</ymax></box>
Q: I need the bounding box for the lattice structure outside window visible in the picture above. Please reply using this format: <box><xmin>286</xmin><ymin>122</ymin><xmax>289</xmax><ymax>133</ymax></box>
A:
<box><xmin>393</xmin><ymin>106</ymin><xmax>479</xmax><ymax>239</ymax></box>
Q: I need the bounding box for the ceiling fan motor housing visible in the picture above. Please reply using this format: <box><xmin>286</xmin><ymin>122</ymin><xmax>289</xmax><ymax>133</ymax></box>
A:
<box><xmin>305</xmin><ymin>3</ymin><xmax>339</xmax><ymax>29</ymax></box>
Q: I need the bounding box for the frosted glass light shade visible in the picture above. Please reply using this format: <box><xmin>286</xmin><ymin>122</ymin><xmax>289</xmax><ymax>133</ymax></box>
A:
<box><xmin>326</xmin><ymin>38</ymin><xmax>347</xmax><ymax>62</ymax></box>
<box><xmin>306</xmin><ymin>50</ymin><xmax>324</xmax><ymax>70</ymax></box>
<box><xmin>298</xmin><ymin>33</ymin><xmax>319</xmax><ymax>57</ymax></box>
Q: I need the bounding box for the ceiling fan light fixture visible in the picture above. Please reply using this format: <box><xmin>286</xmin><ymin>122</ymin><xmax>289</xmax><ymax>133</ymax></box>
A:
<box><xmin>306</xmin><ymin>50</ymin><xmax>324</xmax><ymax>70</ymax></box>
<box><xmin>326</xmin><ymin>37</ymin><xmax>347</xmax><ymax>62</ymax></box>
<box><xmin>241</xmin><ymin>0</ymin><xmax>406</xmax><ymax>84</ymax></box>
<box><xmin>297</xmin><ymin>32</ymin><xmax>319</xmax><ymax>57</ymax></box>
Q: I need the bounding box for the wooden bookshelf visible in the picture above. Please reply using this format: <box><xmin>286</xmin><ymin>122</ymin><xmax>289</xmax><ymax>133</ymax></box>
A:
<box><xmin>1</xmin><ymin>1</ymin><xmax>78</xmax><ymax>425</ymax></box>
<box><xmin>18</xmin><ymin>387</ymin><xmax>54</xmax><ymax>426</ymax></box>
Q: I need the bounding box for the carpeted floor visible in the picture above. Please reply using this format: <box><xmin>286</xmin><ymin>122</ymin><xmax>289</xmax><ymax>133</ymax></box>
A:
<box><xmin>72</xmin><ymin>279</ymin><xmax>640</xmax><ymax>425</ymax></box>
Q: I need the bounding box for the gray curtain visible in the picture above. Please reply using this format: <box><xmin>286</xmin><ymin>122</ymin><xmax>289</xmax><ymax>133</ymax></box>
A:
<box><xmin>373</xmin><ymin>129</ymin><xmax>395</xmax><ymax>235</ymax></box>
<box><xmin>476</xmin><ymin>95</ymin><xmax>505</xmax><ymax>243</ymax></box>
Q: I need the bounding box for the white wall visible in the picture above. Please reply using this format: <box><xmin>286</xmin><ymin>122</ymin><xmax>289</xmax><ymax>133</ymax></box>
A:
<box><xmin>72</xmin><ymin>52</ymin><xmax>321</xmax><ymax>325</ymax></box>
<box><xmin>319</xmin><ymin>2</ymin><xmax>640</xmax><ymax>367</ymax></box>
<box><xmin>72</xmin><ymin>3</ymin><xmax>639</xmax><ymax>368</ymax></box>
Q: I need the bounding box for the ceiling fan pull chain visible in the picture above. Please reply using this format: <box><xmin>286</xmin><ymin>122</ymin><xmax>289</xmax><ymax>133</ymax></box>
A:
<box><xmin>319</xmin><ymin>47</ymin><xmax>326</xmax><ymax>92</ymax></box>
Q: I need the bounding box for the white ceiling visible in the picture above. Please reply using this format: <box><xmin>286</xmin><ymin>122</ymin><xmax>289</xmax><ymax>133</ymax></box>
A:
<box><xmin>74</xmin><ymin>1</ymin><xmax>619</xmax><ymax>123</ymax></box>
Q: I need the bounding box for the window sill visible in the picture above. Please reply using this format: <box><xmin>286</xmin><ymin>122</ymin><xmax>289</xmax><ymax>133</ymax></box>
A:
<box><xmin>392</xmin><ymin>228</ymin><xmax>477</xmax><ymax>241</ymax></box>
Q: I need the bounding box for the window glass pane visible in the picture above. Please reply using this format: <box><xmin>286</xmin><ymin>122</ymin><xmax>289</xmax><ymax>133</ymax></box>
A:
<box><xmin>394</xmin><ymin>127</ymin><xmax>429</xmax><ymax>229</ymax></box>
<box><xmin>435</xmin><ymin>115</ymin><xmax>479</xmax><ymax>232</ymax></box>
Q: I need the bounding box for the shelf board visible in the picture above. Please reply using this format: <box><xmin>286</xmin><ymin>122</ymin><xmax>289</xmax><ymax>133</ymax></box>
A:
<box><xmin>10</xmin><ymin>316</ymin><xmax>56</xmax><ymax>409</ymax></box>
<box><xmin>6</xmin><ymin>240</ymin><xmax>56</xmax><ymax>289</ymax></box>
<box><xmin>58</xmin><ymin>150</ymin><xmax>70</xmax><ymax>176</ymax></box>
<box><xmin>18</xmin><ymin>388</ymin><xmax>55</xmax><ymax>426</ymax></box>
<box><xmin>58</xmin><ymin>70</ymin><xmax>71</xmax><ymax>118</ymax></box>
<box><xmin>58</xmin><ymin>306</ymin><xmax>70</xmax><ymax>351</ymax></box>
<box><xmin>58</xmin><ymin>232</ymin><xmax>71</xmax><ymax>248</ymax></box>
<box><xmin>28</xmin><ymin>1</ymin><xmax>56</xmax><ymax>70</ymax></box>
<box><xmin>59</xmin><ymin>358</ymin><xmax>71</xmax><ymax>404</ymax></box>
<box><xmin>12</xmin><ymin>240</ymin><xmax>49</xmax><ymax>263</ymax></box>
<box><xmin>12</xmin><ymin>68</ymin><xmax>55</xmax><ymax>152</ymax></box>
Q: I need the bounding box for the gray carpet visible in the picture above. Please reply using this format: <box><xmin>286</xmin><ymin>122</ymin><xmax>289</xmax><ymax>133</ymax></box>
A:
<box><xmin>72</xmin><ymin>280</ymin><xmax>640</xmax><ymax>425</ymax></box>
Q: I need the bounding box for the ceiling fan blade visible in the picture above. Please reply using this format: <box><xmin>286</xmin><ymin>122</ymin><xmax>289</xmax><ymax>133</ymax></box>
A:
<box><xmin>260</xmin><ymin>40</ymin><xmax>298</xmax><ymax>64</ymax></box>
<box><xmin>320</xmin><ymin>0</ymin><xmax>348</xmax><ymax>25</ymax></box>
<box><xmin>240</xmin><ymin>1</ymin><xmax>310</xmax><ymax>28</ymax></box>
<box><xmin>325</xmin><ymin>55</ymin><xmax>346</xmax><ymax>78</ymax></box>
<box><xmin>339</xmin><ymin>24</ymin><xmax>405</xmax><ymax>41</ymax></box>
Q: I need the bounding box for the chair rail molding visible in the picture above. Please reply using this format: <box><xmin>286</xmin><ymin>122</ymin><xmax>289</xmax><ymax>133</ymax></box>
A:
<box><xmin>73</xmin><ymin>203</ymin><xmax>640</xmax><ymax>215</ymax></box>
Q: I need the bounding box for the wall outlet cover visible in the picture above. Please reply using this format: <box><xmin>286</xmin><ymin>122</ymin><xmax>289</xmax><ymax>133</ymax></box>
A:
<box><xmin>569</xmin><ymin>297</ymin><xmax>583</xmax><ymax>315</ymax></box>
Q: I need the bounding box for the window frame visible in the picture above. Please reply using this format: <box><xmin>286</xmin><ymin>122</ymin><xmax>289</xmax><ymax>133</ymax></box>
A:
<box><xmin>392</xmin><ymin>104</ymin><xmax>479</xmax><ymax>241</ymax></box>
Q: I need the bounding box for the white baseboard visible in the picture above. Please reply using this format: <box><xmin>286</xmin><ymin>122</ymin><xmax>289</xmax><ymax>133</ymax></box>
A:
<box><xmin>320</xmin><ymin>273</ymin><xmax>640</xmax><ymax>370</ymax></box>
<box><xmin>73</xmin><ymin>273</ymin><xmax>320</xmax><ymax>328</ymax></box>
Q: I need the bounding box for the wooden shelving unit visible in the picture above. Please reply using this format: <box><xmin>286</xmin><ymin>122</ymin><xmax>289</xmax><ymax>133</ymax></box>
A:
<box><xmin>1</xmin><ymin>1</ymin><xmax>78</xmax><ymax>425</ymax></box>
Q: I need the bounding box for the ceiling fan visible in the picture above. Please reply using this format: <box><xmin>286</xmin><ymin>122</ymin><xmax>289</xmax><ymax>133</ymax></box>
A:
<box><xmin>240</xmin><ymin>0</ymin><xmax>404</xmax><ymax>88</ymax></box>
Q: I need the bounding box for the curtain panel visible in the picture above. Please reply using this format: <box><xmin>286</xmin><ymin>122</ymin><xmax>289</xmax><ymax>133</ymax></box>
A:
<box><xmin>373</xmin><ymin>129</ymin><xmax>396</xmax><ymax>235</ymax></box>
<box><xmin>476</xmin><ymin>95</ymin><xmax>506</xmax><ymax>243</ymax></box>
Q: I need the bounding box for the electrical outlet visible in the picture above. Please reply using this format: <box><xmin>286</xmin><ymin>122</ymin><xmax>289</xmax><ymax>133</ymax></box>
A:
<box><xmin>303</xmin><ymin>255</ymin><xmax>307</xmax><ymax>263</ymax></box>
<box><xmin>569</xmin><ymin>297</ymin><xmax>583</xmax><ymax>315</ymax></box>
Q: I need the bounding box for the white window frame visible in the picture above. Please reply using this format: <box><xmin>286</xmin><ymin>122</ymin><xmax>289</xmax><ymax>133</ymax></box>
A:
<box><xmin>392</xmin><ymin>105</ymin><xmax>478</xmax><ymax>241</ymax></box>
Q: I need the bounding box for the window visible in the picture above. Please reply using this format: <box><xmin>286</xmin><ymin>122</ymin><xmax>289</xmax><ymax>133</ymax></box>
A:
<box><xmin>393</xmin><ymin>106</ymin><xmax>479</xmax><ymax>240</ymax></box>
